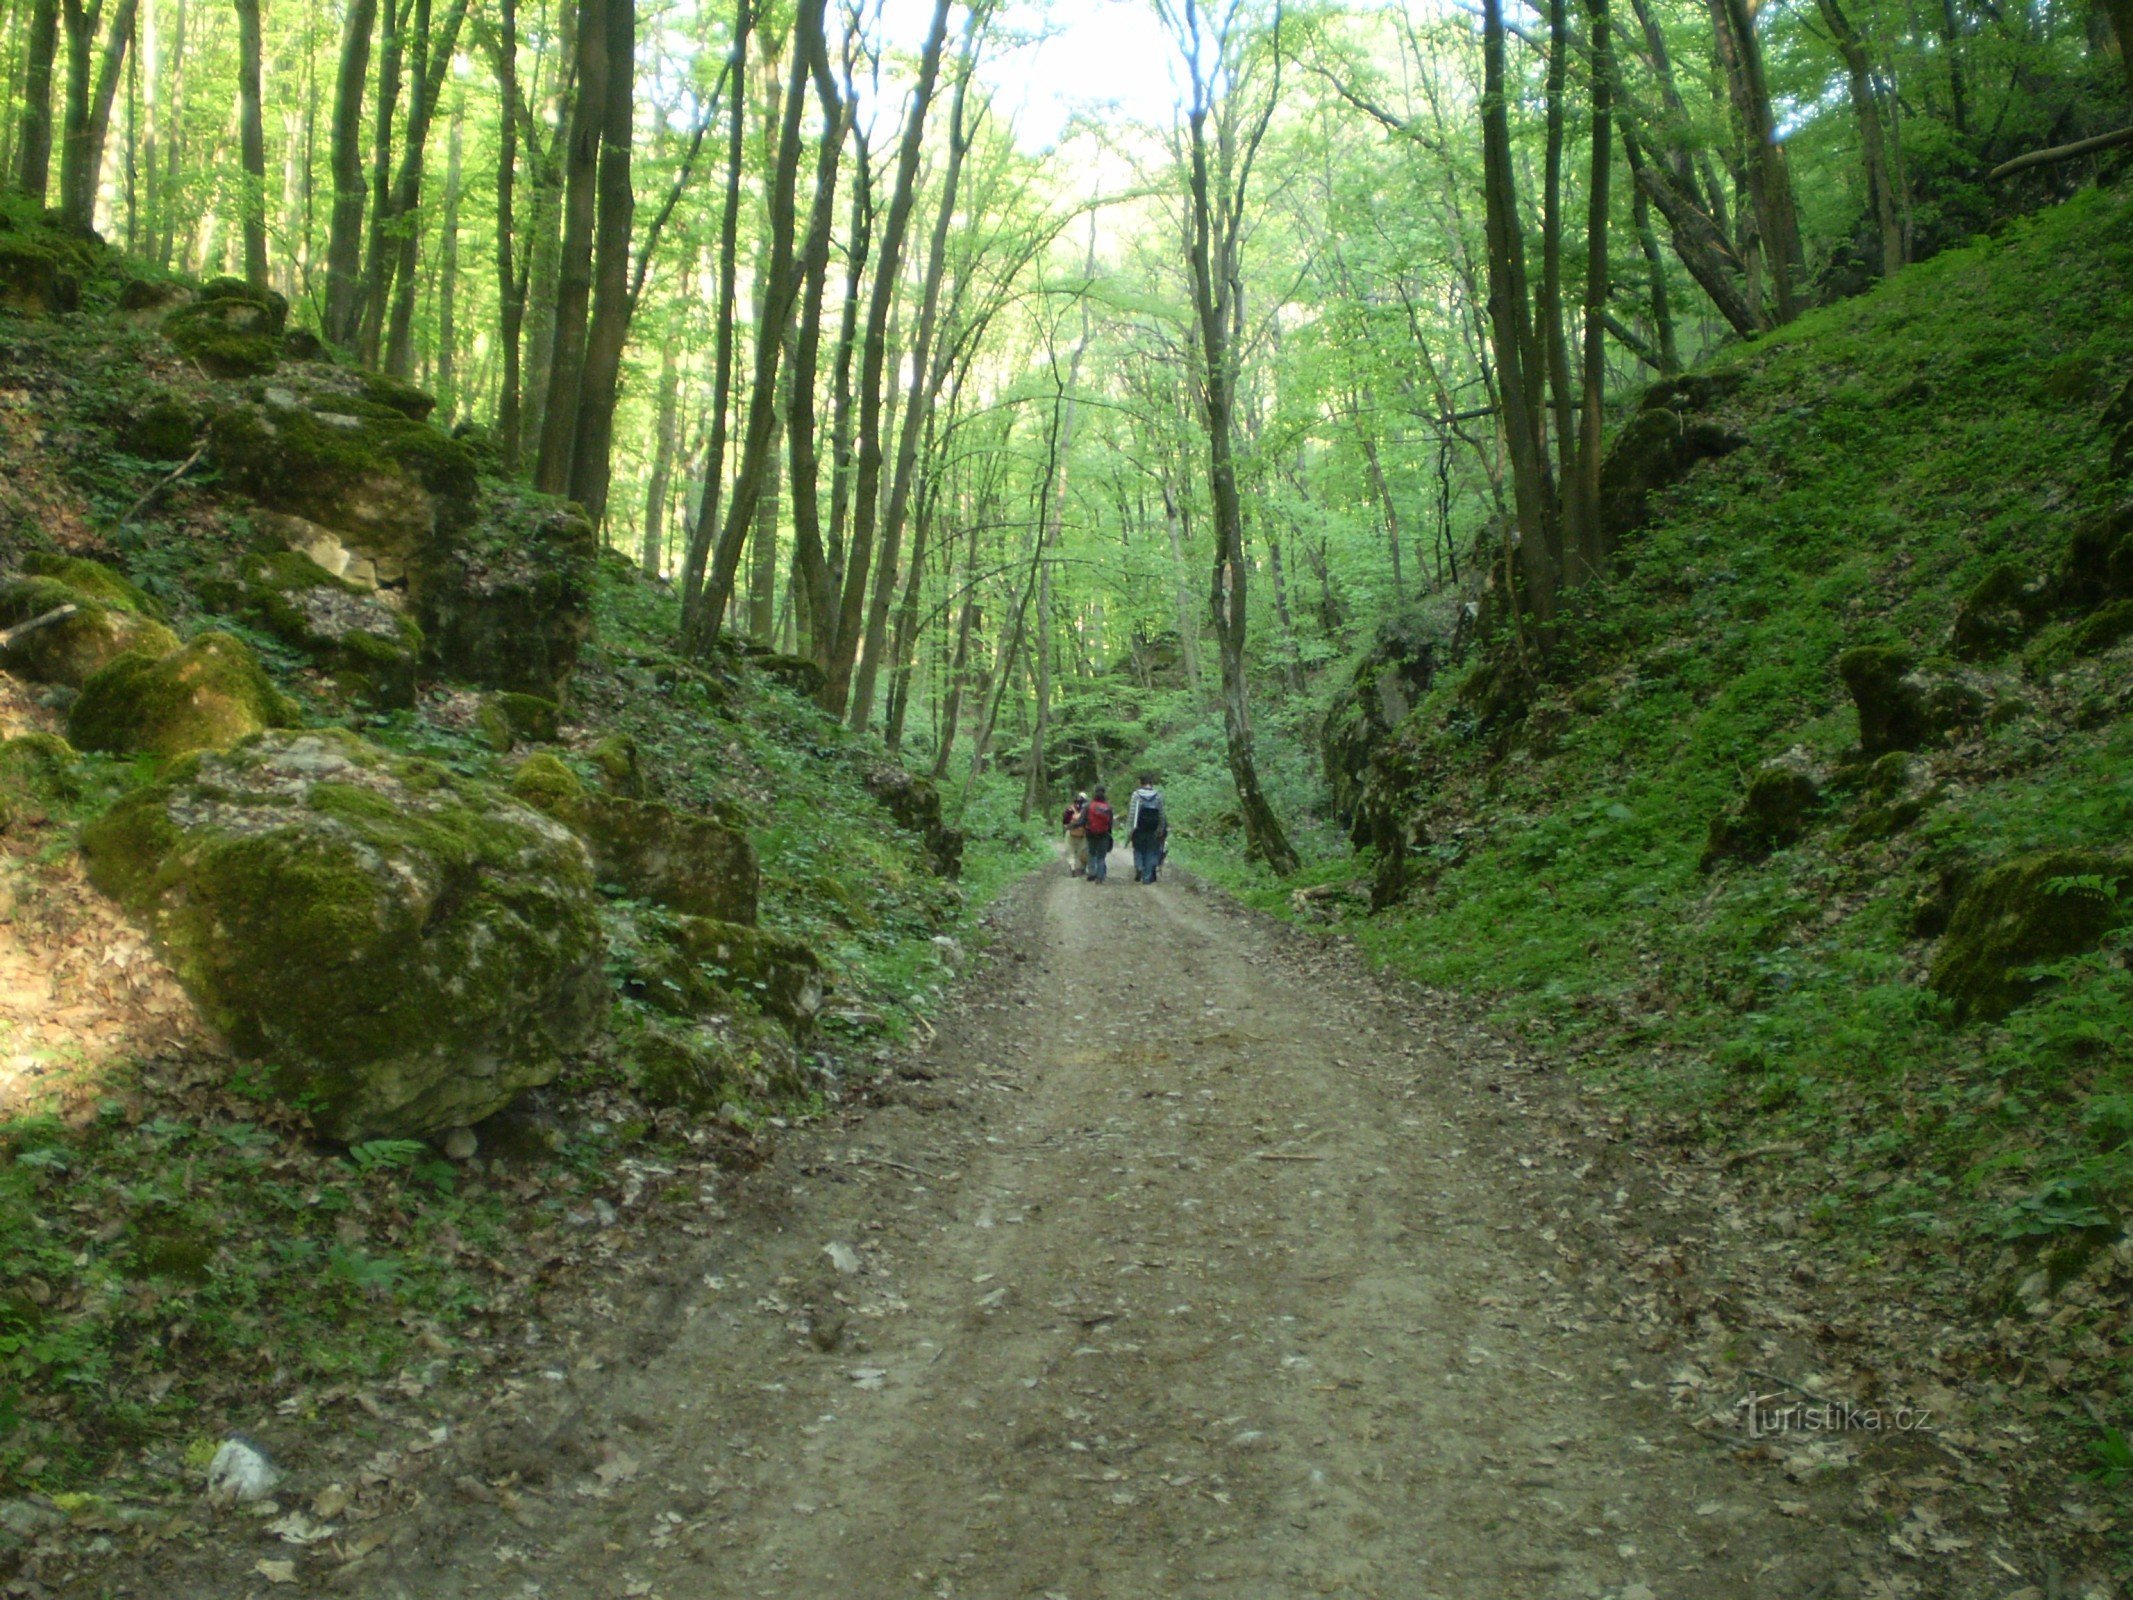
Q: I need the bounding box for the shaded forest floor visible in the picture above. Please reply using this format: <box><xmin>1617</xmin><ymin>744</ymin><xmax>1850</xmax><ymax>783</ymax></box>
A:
<box><xmin>22</xmin><ymin>865</ymin><xmax>2115</xmax><ymax>1600</ymax></box>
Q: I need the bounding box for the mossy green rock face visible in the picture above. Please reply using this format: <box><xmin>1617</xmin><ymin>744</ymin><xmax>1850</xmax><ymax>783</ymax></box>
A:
<box><xmin>68</xmin><ymin>631</ymin><xmax>293</xmax><ymax>758</ymax></box>
<box><xmin>1929</xmin><ymin>850</ymin><xmax>2132</xmax><ymax>1022</ymax></box>
<box><xmin>0</xmin><ymin>732</ymin><xmax>81</xmax><ymax>829</ymax></box>
<box><xmin>229</xmin><ymin>550</ymin><xmax>423</xmax><ymax>709</ymax></box>
<box><xmin>79</xmin><ymin>728</ymin><xmax>608</xmax><ymax>1139</ymax></box>
<box><xmin>526</xmin><ymin>790</ymin><xmax>758</xmax><ymax>925</ymax></box>
<box><xmin>1951</xmin><ymin>562</ymin><xmax>2051</xmax><ymax>660</ymax></box>
<box><xmin>621</xmin><ymin>910</ymin><xmax>824</xmax><ymax>1028</ymax></box>
<box><xmin>478</xmin><ymin>691</ymin><xmax>560</xmax><ymax>751</ymax></box>
<box><xmin>412</xmin><ymin>484</ymin><xmax>596</xmax><ymax>702</ymax></box>
<box><xmin>1596</xmin><ymin>372</ymin><xmax>1748</xmax><ymax>541</ymax></box>
<box><xmin>625</xmin><ymin>1014</ymin><xmax>804</xmax><ymax>1112</ymax></box>
<box><xmin>1322</xmin><ymin>616</ymin><xmax>1437</xmax><ymax>841</ymax></box>
<box><xmin>589</xmin><ymin>733</ymin><xmax>646</xmax><ymax>797</ymax></box>
<box><xmin>1701</xmin><ymin>753</ymin><xmax>1822</xmax><ymax>869</ymax></box>
<box><xmin>2072</xmin><ymin>598</ymin><xmax>2133</xmax><ymax>656</ymax></box>
<box><xmin>862</xmin><ymin>766</ymin><xmax>964</xmax><ymax>880</ymax></box>
<box><xmin>163</xmin><ymin>278</ymin><xmax>289</xmax><ymax>377</ymax></box>
<box><xmin>0</xmin><ymin>567</ymin><xmax>178</xmax><ymax>688</ymax></box>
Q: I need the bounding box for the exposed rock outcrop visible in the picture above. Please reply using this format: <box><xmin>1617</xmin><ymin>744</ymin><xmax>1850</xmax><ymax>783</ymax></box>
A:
<box><xmin>1323</xmin><ymin>615</ymin><xmax>1437</xmax><ymax>840</ymax></box>
<box><xmin>79</xmin><ymin>729</ymin><xmax>607</xmax><ymax>1139</ymax></box>
<box><xmin>1597</xmin><ymin>371</ymin><xmax>1748</xmax><ymax>542</ymax></box>
<box><xmin>864</xmin><ymin>766</ymin><xmax>964</xmax><ymax>879</ymax></box>
<box><xmin>1837</xmin><ymin>645</ymin><xmax>1986</xmax><ymax>755</ymax></box>
<box><xmin>0</xmin><ymin>555</ymin><xmax>177</xmax><ymax>688</ymax></box>
<box><xmin>512</xmin><ymin>755</ymin><xmax>759</xmax><ymax>924</ymax></box>
<box><xmin>68</xmin><ymin>631</ymin><xmax>294</xmax><ymax>757</ymax></box>
<box><xmin>1929</xmin><ymin>850</ymin><xmax>2131</xmax><ymax>1021</ymax></box>
<box><xmin>1700</xmin><ymin>750</ymin><xmax>1823</xmax><ymax>869</ymax></box>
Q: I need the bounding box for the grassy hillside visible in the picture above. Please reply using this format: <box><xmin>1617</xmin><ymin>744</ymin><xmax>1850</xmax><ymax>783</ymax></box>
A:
<box><xmin>0</xmin><ymin>227</ymin><xmax>1037</xmax><ymax>1505</ymax></box>
<box><xmin>1225</xmin><ymin>186</ymin><xmax>2133</xmax><ymax>1365</ymax></box>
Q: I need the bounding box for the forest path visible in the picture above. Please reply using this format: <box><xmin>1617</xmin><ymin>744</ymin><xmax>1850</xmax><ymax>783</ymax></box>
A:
<box><xmin>340</xmin><ymin>863</ymin><xmax>1885</xmax><ymax>1600</ymax></box>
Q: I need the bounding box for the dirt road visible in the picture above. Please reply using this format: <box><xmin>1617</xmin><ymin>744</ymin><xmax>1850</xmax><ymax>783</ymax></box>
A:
<box><xmin>364</xmin><ymin>868</ymin><xmax>1899</xmax><ymax>1600</ymax></box>
<box><xmin>68</xmin><ymin>869</ymin><xmax>1962</xmax><ymax>1599</ymax></box>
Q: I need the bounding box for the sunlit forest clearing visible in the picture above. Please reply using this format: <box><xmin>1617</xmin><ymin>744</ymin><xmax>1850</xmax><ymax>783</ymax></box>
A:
<box><xmin>0</xmin><ymin>0</ymin><xmax>2130</xmax><ymax>1591</ymax></box>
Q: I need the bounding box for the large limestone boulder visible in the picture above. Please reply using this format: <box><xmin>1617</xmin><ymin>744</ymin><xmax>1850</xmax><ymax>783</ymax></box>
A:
<box><xmin>621</xmin><ymin>1014</ymin><xmax>806</xmax><ymax>1112</ymax></box>
<box><xmin>1597</xmin><ymin>372</ymin><xmax>1747</xmax><ymax>542</ymax></box>
<box><xmin>615</xmin><ymin>908</ymin><xmax>825</xmax><ymax>1029</ymax></box>
<box><xmin>863</xmin><ymin>766</ymin><xmax>964</xmax><ymax>880</ymax></box>
<box><xmin>0</xmin><ymin>555</ymin><xmax>178</xmax><ymax>688</ymax></box>
<box><xmin>513</xmin><ymin>755</ymin><xmax>759</xmax><ymax>924</ymax></box>
<box><xmin>413</xmin><ymin>483</ymin><xmax>597</xmax><ymax>703</ymax></box>
<box><xmin>212</xmin><ymin>550</ymin><xmax>425</xmax><ymax>709</ymax></box>
<box><xmin>1700</xmin><ymin>750</ymin><xmax>1822</xmax><ymax>869</ymax></box>
<box><xmin>1837</xmin><ymin>645</ymin><xmax>1986</xmax><ymax>755</ymax></box>
<box><xmin>163</xmin><ymin>278</ymin><xmax>288</xmax><ymax>377</ymax></box>
<box><xmin>1322</xmin><ymin>615</ymin><xmax>1437</xmax><ymax>841</ymax></box>
<box><xmin>68</xmin><ymin>631</ymin><xmax>293</xmax><ymax>757</ymax></box>
<box><xmin>80</xmin><ymin>729</ymin><xmax>607</xmax><ymax>1139</ymax></box>
<box><xmin>1929</xmin><ymin>850</ymin><xmax>2131</xmax><ymax>1021</ymax></box>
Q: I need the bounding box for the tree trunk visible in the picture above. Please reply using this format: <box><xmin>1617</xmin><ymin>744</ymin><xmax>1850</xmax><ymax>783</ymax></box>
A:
<box><xmin>1177</xmin><ymin>11</ymin><xmax>1298</xmax><ymax>875</ymax></box>
<box><xmin>564</xmin><ymin>0</ymin><xmax>634</xmax><ymax>526</ymax></box>
<box><xmin>674</xmin><ymin>0</ymin><xmax>749</xmax><ymax>633</ymax></box>
<box><xmin>533</xmin><ymin>0</ymin><xmax>608</xmax><ymax>496</ymax></box>
<box><xmin>16</xmin><ymin>0</ymin><xmax>60</xmax><ymax>204</ymax></box>
<box><xmin>820</xmin><ymin>0</ymin><xmax>954</xmax><ymax>717</ymax></box>
<box><xmin>324</xmin><ymin>0</ymin><xmax>376</xmax><ymax>343</ymax></box>
<box><xmin>354</xmin><ymin>0</ymin><xmax>406</xmax><ymax>360</ymax></box>
<box><xmin>517</xmin><ymin>0</ymin><xmax>571</xmax><ymax>459</ymax></box>
<box><xmin>1481</xmin><ymin>0</ymin><xmax>1559</xmax><ymax>634</ymax></box>
<box><xmin>641</xmin><ymin>343</ymin><xmax>680</xmax><ymax>577</ymax></box>
<box><xmin>234</xmin><ymin>0</ymin><xmax>266</xmax><ymax>286</ymax></box>
<box><xmin>1572</xmin><ymin>0</ymin><xmax>1614</xmax><ymax>582</ymax></box>
<box><xmin>492</xmin><ymin>0</ymin><xmax>524</xmax><ymax>464</ymax></box>
<box><xmin>1540</xmin><ymin>0</ymin><xmax>1577</xmax><ymax>536</ymax></box>
<box><xmin>928</xmin><ymin>509</ymin><xmax>983</xmax><ymax>779</ymax></box>
<box><xmin>1622</xmin><ymin>130</ymin><xmax>1680</xmax><ymax>371</ymax></box>
<box><xmin>848</xmin><ymin>8</ymin><xmax>975</xmax><ymax>730</ymax></box>
<box><xmin>1816</xmin><ymin>0</ymin><xmax>1904</xmax><ymax>277</ymax></box>
<box><xmin>1712</xmin><ymin>0</ymin><xmax>1803</xmax><ymax>322</ymax></box>
<box><xmin>822</xmin><ymin>124</ymin><xmax>871</xmax><ymax>597</ymax></box>
<box><xmin>746</xmin><ymin>374</ymin><xmax>784</xmax><ymax>640</ymax></box>
<box><xmin>689</xmin><ymin>0</ymin><xmax>824</xmax><ymax>651</ymax></box>
<box><xmin>434</xmin><ymin>102</ymin><xmax>462</xmax><ymax>414</ymax></box>
<box><xmin>60</xmin><ymin>0</ymin><xmax>137</xmax><ymax>231</ymax></box>
<box><xmin>1627</xmin><ymin>135</ymin><xmax>1762</xmax><ymax>338</ymax></box>
<box><xmin>1160</xmin><ymin>479</ymin><xmax>1202</xmax><ymax>692</ymax></box>
<box><xmin>785</xmin><ymin>25</ymin><xmax>850</xmax><ymax>664</ymax></box>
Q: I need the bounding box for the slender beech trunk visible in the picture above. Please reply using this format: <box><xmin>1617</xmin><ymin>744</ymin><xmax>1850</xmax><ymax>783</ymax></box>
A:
<box><xmin>1161</xmin><ymin>479</ymin><xmax>1202</xmax><ymax>692</ymax></box>
<box><xmin>1573</xmin><ymin>0</ymin><xmax>1614</xmax><ymax>580</ymax></box>
<box><xmin>564</xmin><ymin>0</ymin><xmax>634</xmax><ymax>525</ymax></box>
<box><xmin>822</xmin><ymin>124</ymin><xmax>872</xmax><ymax>595</ymax></box>
<box><xmin>689</xmin><ymin>0</ymin><xmax>823</xmax><ymax>650</ymax></box>
<box><xmin>354</xmin><ymin>0</ymin><xmax>406</xmax><ymax>359</ymax></box>
<box><xmin>17</xmin><ymin>0</ymin><xmax>60</xmax><ymax>203</ymax></box>
<box><xmin>1539</xmin><ymin>0</ymin><xmax>1576</xmax><ymax>549</ymax></box>
<box><xmin>533</xmin><ymin>0</ymin><xmax>608</xmax><ymax>496</ymax></box>
<box><xmin>60</xmin><ymin>0</ymin><xmax>137</xmax><ymax>231</ymax></box>
<box><xmin>848</xmin><ymin>9</ymin><xmax>976</xmax><ymax>729</ymax></box>
<box><xmin>1622</xmin><ymin>130</ymin><xmax>1679</xmax><ymax>371</ymax></box>
<box><xmin>929</xmin><ymin>508</ymin><xmax>983</xmax><ymax>779</ymax></box>
<box><xmin>434</xmin><ymin>104</ymin><xmax>462</xmax><ymax>413</ymax></box>
<box><xmin>675</xmin><ymin>0</ymin><xmax>750</xmax><ymax>632</ymax></box>
<box><xmin>641</xmin><ymin>343</ymin><xmax>681</xmax><ymax>576</ymax></box>
<box><xmin>1816</xmin><ymin>0</ymin><xmax>1904</xmax><ymax>277</ymax></box>
<box><xmin>1712</xmin><ymin>0</ymin><xmax>1803</xmax><ymax>322</ymax></box>
<box><xmin>821</xmin><ymin>0</ymin><xmax>954</xmax><ymax>716</ymax></box>
<box><xmin>1481</xmin><ymin>0</ymin><xmax>1558</xmax><ymax>634</ymax></box>
<box><xmin>786</xmin><ymin>25</ymin><xmax>850</xmax><ymax>665</ymax></box>
<box><xmin>384</xmin><ymin>0</ymin><xmax>470</xmax><ymax>375</ymax></box>
<box><xmin>517</xmin><ymin>0</ymin><xmax>571</xmax><ymax>458</ymax></box>
<box><xmin>324</xmin><ymin>0</ymin><xmax>376</xmax><ymax>343</ymax></box>
<box><xmin>234</xmin><ymin>0</ymin><xmax>266</xmax><ymax>285</ymax></box>
<box><xmin>747</xmin><ymin>369</ymin><xmax>785</xmax><ymax>640</ymax></box>
<box><xmin>492</xmin><ymin>0</ymin><xmax>524</xmax><ymax>463</ymax></box>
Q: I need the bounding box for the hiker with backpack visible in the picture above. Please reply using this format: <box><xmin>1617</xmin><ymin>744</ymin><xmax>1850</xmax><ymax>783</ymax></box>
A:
<box><xmin>1062</xmin><ymin>791</ymin><xmax>1089</xmax><ymax>878</ymax></box>
<box><xmin>1082</xmin><ymin>787</ymin><xmax>1116</xmax><ymax>882</ymax></box>
<box><xmin>1127</xmin><ymin>775</ymin><xmax>1168</xmax><ymax>884</ymax></box>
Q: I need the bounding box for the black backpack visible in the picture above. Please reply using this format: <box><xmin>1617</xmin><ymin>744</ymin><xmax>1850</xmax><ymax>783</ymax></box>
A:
<box><xmin>1135</xmin><ymin>791</ymin><xmax>1164</xmax><ymax>833</ymax></box>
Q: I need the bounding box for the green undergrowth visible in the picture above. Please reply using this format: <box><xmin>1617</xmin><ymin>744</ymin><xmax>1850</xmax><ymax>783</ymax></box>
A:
<box><xmin>1209</xmin><ymin>188</ymin><xmax>2133</xmax><ymax>1256</ymax></box>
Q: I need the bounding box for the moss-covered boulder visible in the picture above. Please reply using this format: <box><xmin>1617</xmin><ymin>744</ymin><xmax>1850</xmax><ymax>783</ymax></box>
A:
<box><xmin>863</xmin><ymin>765</ymin><xmax>964</xmax><ymax>880</ymax></box>
<box><xmin>1837</xmin><ymin>646</ymin><xmax>1985</xmax><ymax>754</ymax></box>
<box><xmin>208</xmin><ymin>367</ymin><xmax>479</xmax><ymax>585</ymax></box>
<box><xmin>221</xmin><ymin>550</ymin><xmax>424</xmax><ymax>708</ymax></box>
<box><xmin>2060</xmin><ymin>504</ymin><xmax>2133</xmax><ymax>610</ymax></box>
<box><xmin>1843</xmin><ymin>751</ymin><xmax>1946</xmax><ymax>845</ymax></box>
<box><xmin>748</xmin><ymin>652</ymin><xmax>828</xmax><ymax>698</ymax></box>
<box><xmin>478</xmin><ymin>691</ymin><xmax>560</xmax><ymax>751</ymax></box>
<box><xmin>79</xmin><ymin>728</ymin><xmax>607</xmax><ymax>1139</ymax></box>
<box><xmin>618</xmin><ymin>909</ymin><xmax>825</xmax><ymax>1028</ymax></box>
<box><xmin>68</xmin><ymin>632</ymin><xmax>294</xmax><ymax>758</ymax></box>
<box><xmin>411</xmin><ymin>484</ymin><xmax>597</xmax><ymax>702</ymax></box>
<box><xmin>588</xmin><ymin>733</ymin><xmax>646</xmax><ymax>798</ymax></box>
<box><xmin>164</xmin><ymin>278</ymin><xmax>289</xmax><ymax>377</ymax></box>
<box><xmin>1322</xmin><ymin>615</ymin><xmax>1437</xmax><ymax>840</ymax></box>
<box><xmin>2072</xmin><ymin>599</ymin><xmax>2133</xmax><ymax>657</ymax></box>
<box><xmin>0</xmin><ymin>732</ymin><xmax>81</xmax><ymax>830</ymax></box>
<box><xmin>623</xmin><ymin>1014</ymin><xmax>805</xmax><ymax>1113</ymax></box>
<box><xmin>1951</xmin><ymin>562</ymin><xmax>2052</xmax><ymax>660</ymax></box>
<box><xmin>513</xmin><ymin>764</ymin><xmax>759</xmax><ymax>924</ymax></box>
<box><xmin>119</xmin><ymin>396</ymin><xmax>202</xmax><ymax>460</ymax></box>
<box><xmin>1597</xmin><ymin>372</ymin><xmax>1748</xmax><ymax>541</ymax></box>
<box><xmin>1929</xmin><ymin>850</ymin><xmax>2132</xmax><ymax>1021</ymax></box>
<box><xmin>0</xmin><ymin>209</ymin><xmax>99</xmax><ymax>315</ymax></box>
<box><xmin>0</xmin><ymin>558</ymin><xmax>178</xmax><ymax>688</ymax></box>
<box><xmin>1701</xmin><ymin>751</ymin><xmax>1823</xmax><ymax>869</ymax></box>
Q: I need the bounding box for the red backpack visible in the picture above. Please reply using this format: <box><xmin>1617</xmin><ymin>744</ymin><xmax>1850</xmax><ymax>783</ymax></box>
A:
<box><xmin>1085</xmin><ymin>800</ymin><xmax>1114</xmax><ymax>836</ymax></box>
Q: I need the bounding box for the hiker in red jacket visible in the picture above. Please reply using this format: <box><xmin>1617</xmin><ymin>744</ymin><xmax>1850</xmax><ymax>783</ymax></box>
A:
<box><xmin>1082</xmin><ymin>786</ymin><xmax>1115</xmax><ymax>883</ymax></box>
